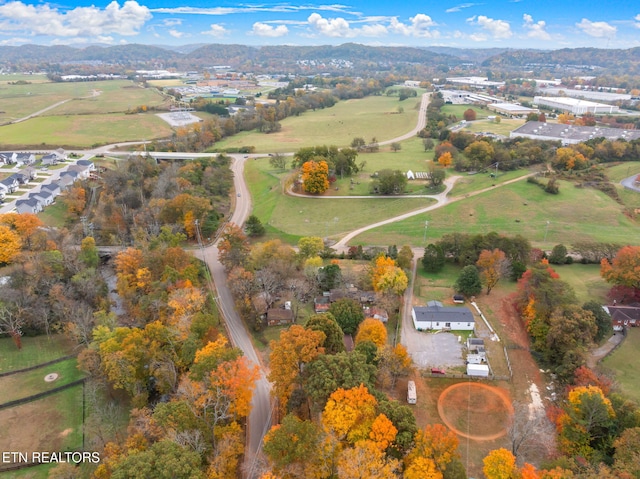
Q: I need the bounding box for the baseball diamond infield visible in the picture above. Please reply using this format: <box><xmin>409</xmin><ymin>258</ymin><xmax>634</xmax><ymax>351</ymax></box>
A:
<box><xmin>437</xmin><ymin>382</ymin><xmax>514</xmax><ymax>441</ymax></box>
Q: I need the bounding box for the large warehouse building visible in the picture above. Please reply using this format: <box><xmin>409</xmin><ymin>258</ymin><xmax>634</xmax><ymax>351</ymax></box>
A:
<box><xmin>510</xmin><ymin>121</ymin><xmax>640</xmax><ymax>145</ymax></box>
<box><xmin>533</xmin><ymin>96</ymin><xmax>619</xmax><ymax>115</ymax></box>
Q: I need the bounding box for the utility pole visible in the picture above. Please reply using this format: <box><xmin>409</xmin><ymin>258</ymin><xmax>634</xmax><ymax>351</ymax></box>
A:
<box><xmin>543</xmin><ymin>220</ymin><xmax>550</xmax><ymax>242</ymax></box>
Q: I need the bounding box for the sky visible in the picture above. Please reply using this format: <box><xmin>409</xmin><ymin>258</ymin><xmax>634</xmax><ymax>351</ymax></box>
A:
<box><xmin>0</xmin><ymin>0</ymin><xmax>639</xmax><ymax>49</ymax></box>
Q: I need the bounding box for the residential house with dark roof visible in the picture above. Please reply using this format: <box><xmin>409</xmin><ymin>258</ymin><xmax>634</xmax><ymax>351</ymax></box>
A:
<box><xmin>41</xmin><ymin>153</ymin><xmax>59</xmax><ymax>166</ymax></box>
<box><xmin>41</xmin><ymin>182</ymin><xmax>61</xmax><ymax>198</ymax></box>
<box><xmin>0</xmin><ymin>176</ymin><xmax>19</xmax><ymax>193</ymax></box>
<box><xmin>15</xmin><ymin>153</ymin><xmax>35</xmax><ymax>166</ymax></box>
<box><xmin>412</xmin><ymin>300</ymin><xmax>475</xmax><ymax>331</ymax></box>
<box><xmin>30</xmin><ymin>190</ymin><xmax>53</xmax><ymax>208</ymax></box>
<box><xmin>15</xmin><ymin>198</ymin><xmax>42</xmax><ymax>214</ymax></box>
<box><xmin>0</xmin><ymin>152</ymin><xmax>16</xmax><ymax>165</ymax></box>
<box><xmin>606</xmin><ymin>304</ymin><xmax>640</xmax><ymax>331</ymax></box>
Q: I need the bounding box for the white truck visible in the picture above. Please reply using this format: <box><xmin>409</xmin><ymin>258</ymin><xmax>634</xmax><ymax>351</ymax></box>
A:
<box><xmin>407</xmin><ymin>380</ymin><xmax>417</xmax><ymax>404</ymax></box>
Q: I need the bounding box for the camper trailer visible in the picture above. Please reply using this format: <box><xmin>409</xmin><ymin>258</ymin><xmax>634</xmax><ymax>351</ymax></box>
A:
<box><xmin>407</xmin><ymin>381</ymin><xmax>417</xmax><ymax>404</ymax></box>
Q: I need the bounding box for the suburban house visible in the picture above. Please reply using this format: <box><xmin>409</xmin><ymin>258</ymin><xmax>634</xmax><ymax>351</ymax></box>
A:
<box><xmin>67</xmin><ymin>164</ymin><xmax>91</xmax><ymax>179</ymax></box>
<box><xmin>30</xmin><ymin>190</ymin><xmax>54</xmax><ymax>207</ymax></box>
<box><xmin>364</xmin><ymin>306</ymin><xmax>389</xmax><ymax>323</ymax></box>
<box><xmin>10</xmin><ymin>172</ymin><xmax>29</xmax><ymax>185</ymax></box>
<box><xmin>412</xmin><ymin>300</ymin><xmax>475</xmax><ymax>331</ymax></box>
<box><xmin>15</xmin><ymin>198</ymin><xmax>42</xmax><ymax>214</ymax></box>
<box><xmin>314</xmin><ymin>295</ymin><xmax>330</xmax><ymax>313</ymax></box>
<box><xmin>41</xmin><ymin>153</ymin><xmax>59</xmax><ymax>166</ymax></box>
<box><xmin>15</xmin><ymin>153</ymin><xmax>36</xmax><ymax>166</ymax></box>
<box><xmin>605</xmin><ymin>304</ymin><xmax>640</xmax><ymax>331</ymax></box>
<box><xmin>76</xmin><ymin>159</ymin><xmax>96</xmax><ymax>172</ymax></box>
<box><xmin>41</xmin><ymin>182</ymin><xmax>61</xmax><ymax>198</ymax></box>
<box><xmin>57</xmin><ymin>173</ymin><xmax>77</xmax><ymax>190</ymax></box>
<box><xmin>55</xmin><ymin>148</ymin><xmax>67</xmax><ymax>161</ymax></box>
<box><xmin>0</xmin><ymin>152</ymin><xmax>16</xmax><ymax>165</ymax></box>
<box><xmin>0</xmin><ymin>176</ymin><xmax>19</xmax><ymax>193</ymax></box>
<box><xmin>266</xmin><ymin>308</ymin><xmax>294</xmax><ymax>327</ymax></box>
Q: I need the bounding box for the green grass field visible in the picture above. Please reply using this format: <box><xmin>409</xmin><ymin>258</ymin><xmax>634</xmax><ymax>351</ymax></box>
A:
<box><xmin>0</xmin><ymin>80</ymin><xmax>167</xmax><ymax>124</ymax></box>
<box><xmin>352</xmin><ymin>178</ymin><xmax>639</xmax><ymax>248</ymax></box>
<box><xmin>0</xmin><ymin>358</ymin><xmax>84</xmax><ymax>403</ymax></box>
<box><xmin>603</xmin><ymin>328</ymin><xmax>640</xmax><ymax>403</ymax></box>
<box><xmin>464</xmin><ymin>118</ymin><xmax>526</xmax><ymax>136</ymax></box>
<box><xmin>37</xmin><ymin>201</ymin><xmax>69</xmax><ymax>228</ymax></box>
<box><xmin>551</xmin><ymin>263</ymin><xmax>609</xmax><ymax>304</ymax></box>
<box><xmin>441</xmin><ymin>104</ymin><xmax>492</xmax><ymax>120</ymax></box>
<box><xmin>0</xmin><ymin>335</ymin><xmax>74</xmax><ymax>373</ymax></box>
<box><xmin>604</xmin><ymin>161</ymin><xmax>640</xmax><ymax>182</ymax></box>
<box><xmin>0</xmin><ymin>385</ymin><xmax>84</xmax><ymax>472</ymax></box>
<box><xmin>246</xmin><ymin>157</ymin><xmax>434</xmax><ymax>242</ymax></box>
<box><xmin>1</xmin><ymin>113</ymin><xmax>173</xmax><ymax>148</ymax></box>
<box><xmin>213</xmin><ymin>94</ymin><xmax>423</xmax><ymax>153</ymax></box>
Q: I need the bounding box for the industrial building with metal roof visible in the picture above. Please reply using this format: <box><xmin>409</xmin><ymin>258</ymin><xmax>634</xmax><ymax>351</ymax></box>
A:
<box><xmin>533</xmin><ymin>96</ymin><xmax>619</xmax><ymax>115</ymax></box>
<box><xmin>510</xmin><ymin>121</ymin><xmax>640</xmax><ymax>145</ymax></box>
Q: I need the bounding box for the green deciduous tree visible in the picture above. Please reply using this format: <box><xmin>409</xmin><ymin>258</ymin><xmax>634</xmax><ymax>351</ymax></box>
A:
<box><xmin>422</xmin><ymin>244</ymin><xmax>445</xmax><ymax>273</ymax></box>
<box><xmin>455</xmin><ymin>265</ymin><xmax>482</xmax><ymax>297</ymax></box>
<box><xmin>305</xmin><ymin>312</ymin><xmax>345</xmax><ymax>355</ymax></box>
<box><xmin>329</xmin><ymin>298</ymin><xmax>365</xmax><ymax>335</ymax></box>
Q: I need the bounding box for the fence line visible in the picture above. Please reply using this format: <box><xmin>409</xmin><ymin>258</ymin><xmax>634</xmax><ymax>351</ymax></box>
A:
<box><xmin>0</xmin><ymin>378</ymin><xmax>85</xmax><ymax>410</ymax></box>
<box><xmin>0</xmin><ymin>353</ymin><xmax>77</xmax><ymax>378</ymax></box>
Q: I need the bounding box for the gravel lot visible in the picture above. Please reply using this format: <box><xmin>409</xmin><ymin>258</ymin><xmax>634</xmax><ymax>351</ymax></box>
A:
<box><xmin>402</xmin><ymin>329</ymin><xmax>465</xmax><ymax>369</ymax></box>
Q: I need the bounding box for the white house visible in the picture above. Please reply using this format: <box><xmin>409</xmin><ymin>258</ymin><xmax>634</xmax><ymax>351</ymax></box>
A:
<box><xmin>412</xmin><ymin>301</ymin><xmax>475</xmax><ymax>331</ymax></box>
<box><xmin>16</xmin><ymin>198</ymin><xmax>42</xmax><ymax>214</ymax></box>
<box><xmin>30</xmin><ymin>190</ymin><xmax>53</xmax><ymax>207</ymax></box>
<box><xmin>15</xmin><ymin>153</ymin><xmax>35</xmax><ymax>166</ymax></box>
<box><xmin>0</xmin><ymin>152</ymin><xmax>16</xmax><ymax>165</ymax></box>
<box><xmin>41</xmin><ymin>153</ymin><xmax>59</xmax><ymax>166</ymax></box>
<box><xmin>41</xmin><ymin>182</ymin><xmax>61</xmax><ymax>198</ymax></box>
<box><xmin>0</xmin><ymin>176</ymin><xmax>19</xmax><ymax>193</ymax></box>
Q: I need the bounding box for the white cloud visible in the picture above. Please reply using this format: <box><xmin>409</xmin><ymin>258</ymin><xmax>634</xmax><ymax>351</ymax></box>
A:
<box><xmin>307</xmin><ymin>12</ymin><xmax>353</xmax><ymax>37</ymax></box>
<box><xmin>469</xmin><ymin>33</ymin><xmax>488</xmax><ymax>42</ymax></box>
<box><xmin>523</xmin><ymin>13</ymin><xmax>550</xmax><ymax>40</ymax></box>
<box><xmin>576</xmin><ymin>18</ymin><xmax>616</xmax><ymax>37</ymax></box>
<box><xmin>467</xmin><ymin>15</ymin><xmax>512</xmax><ymax>39</ymax></box>
<box><xmin>251</xmin><ymin>22</ymin><xmax>289</xmax><ymax>37</ymax></box>
<box><xmin>151</xmin><ymin>4</ymin><xmax>358</xmax><ymax>16</ymax></box>
<box><xmin>446</xmin><ymin>3</ymin><xmax>478</xmax><ymax>13</ymax></box>
<box><xmin>387</xmin><ymin>14</ymin><xmax>439</xmax><ymax>38</ymax></box>
<box><xmin>162</xmin><ymin>18</ymin><xmax>182</xmax><ymax>27</ymax></box>
<box><xmin>360</xmin><ymin>24</ymin><xmax>388</xmax><ymax>37</ymax></box>
<box><xmin>0</xmin><ymin>37</ymin><xmax>30</xmax><ymax>45</ymax></box>
<box><xmin>0</xmin><ymin>1</ymin><xmax>151</xmax><ymax>37</ymax></box>
<box><xmin>633</xmin><ymin>14</ymin><xmax>640</xmax><ymax>28</ymax></box>
<box><xmin>168</xmin><ymin>29</ymin><xmax>183</xmax><ymax>38</ymax></box>
<box><xmin>201</xmin><ymin>24</ymin><xmax>229</xmax><ymax>37</ymax></box>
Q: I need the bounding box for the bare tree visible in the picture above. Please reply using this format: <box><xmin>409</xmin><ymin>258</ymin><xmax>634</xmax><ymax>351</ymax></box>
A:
<box><xmin>0</xmin><ymin>306</ymin><xmax>25</xmax><ymax>349</ymax></box>
<box><xmin>507</xmin><ymin>400</ymin><xmax>556</xmax><ymax>463</ymax></box>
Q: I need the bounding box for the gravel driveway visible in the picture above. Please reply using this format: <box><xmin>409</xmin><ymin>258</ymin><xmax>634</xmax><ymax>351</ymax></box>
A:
<box><xmin>402</xmin><ymin>329</ymin><xmax>465</xmax><ymax>369</ymax></box>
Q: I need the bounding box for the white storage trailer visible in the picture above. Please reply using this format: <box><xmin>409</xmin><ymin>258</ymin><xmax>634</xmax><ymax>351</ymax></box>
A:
<box><xmin>466</xmin><ymin>364</ymin><xmax>490</xmax><ymax>377</ymax></box>
<box><xmin>407</xmin><ymin>380</ymin><xmax>417</xmax><ymax>404</ymax></box>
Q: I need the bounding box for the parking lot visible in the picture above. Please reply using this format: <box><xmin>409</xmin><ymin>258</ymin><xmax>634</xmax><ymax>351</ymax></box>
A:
<box><xmin>402</xmin><ymin>327</ymin><xmax>466</xmax><ymax>369</ymax></box>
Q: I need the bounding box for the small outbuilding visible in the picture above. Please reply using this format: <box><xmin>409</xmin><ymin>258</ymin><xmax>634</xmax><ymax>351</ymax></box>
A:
<box><xmin>467</xmin><ymin>364</ymin><xmax>490</xmax><ymax>377</ymax></box>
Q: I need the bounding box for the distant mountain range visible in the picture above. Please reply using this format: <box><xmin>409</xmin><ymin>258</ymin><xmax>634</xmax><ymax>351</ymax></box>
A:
<box><xmin>1</xmin><ymin>43</ymin><xmax>638</xmax><ymax>75</ymax></box>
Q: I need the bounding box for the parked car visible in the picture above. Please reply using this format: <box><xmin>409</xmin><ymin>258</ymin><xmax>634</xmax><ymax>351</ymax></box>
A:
<box><xmin>431</xmin><ymin>368</ymin><xmax>446</xmax><ymax>375</ymax></box>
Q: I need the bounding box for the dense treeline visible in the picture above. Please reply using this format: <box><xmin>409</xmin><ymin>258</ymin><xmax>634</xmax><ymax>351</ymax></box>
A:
<box><xmin>90</xmin><ymin>155</ymin><xmax>232</xmax><ymax>245</ymax></box>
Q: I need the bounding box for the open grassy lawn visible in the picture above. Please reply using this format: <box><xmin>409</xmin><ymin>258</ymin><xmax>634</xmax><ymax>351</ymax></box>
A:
<box><xmin>353</xmin><ymin>178</ymin><xmax>640</xmax><ymax>248</ymax></box>
<box><xmin>603</xmin><ymin>328</ymin><xmax>640</xmax><ymax>403</ymax></box>
<box><xmin>449</xmin><ymin>169</ymin><xmax>532</xmax><ymax>197</ymax></box>
<box><xmin>552</xmin><ymin>263</ymin><xmax>610</xmax><ymax>304</ymax></box>
<box><xmin>464</xmin><ymin>118</ymin><xmax>526</xmax><ymax>136</ymax></box>
<box><xmin>0</xmin><ymin>358</ymin><xmax>84</xmax><ymax>403</ymax></box>
<box><xmin>441</xmin><ymin>104</ymin><xmax>492</xmax><ymax>120</ymax></box>
<box><xmin>604</xmin><ymin>161</ymin><xmax>640</xmax><ymax>182</ymax></box>
<box><xmin>414</xmin><ymin>263</ymin><xmax>463</xmax><ymax>303</ymax></box>
<box><xmin>38</xmin><ymin>201</ymin><xmax>69</xmax><ymax>228</ymax></box>
<box><xmin>1</xmin><ymin>113</ymin><xmax>173</xmax><ymax>148</ymax></box>
<box><xmin>0</xmin><ymin>335</ymin><xmax>74</xmax><ymax>373</ymax></box>
<box><xmin>213</xmin><ymin>94</ymin><xmax>423</xmax><ymax>153</ymax></box>
<box><xmin>246</xmin><ymin>158</ymin><xmax>433</xmax><ymax>242</ymax></box>
<box><xmin>51</xmin><ymin>82</ymin><xmax>168</xmax><ymax>115</ymax></box>
<box><xmin>0</xmin><ymin>80</ymin><xmax>167</xmax><ymax>124</ymax></box>
<box><xmin>0</xmin><ymin>385</ymin><xmax>84</xmax><ymax>469</ymax></box>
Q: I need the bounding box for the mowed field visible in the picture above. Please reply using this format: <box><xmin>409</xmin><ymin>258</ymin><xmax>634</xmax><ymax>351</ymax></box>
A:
<box><xmin>603</xmin><ymin>327</ymin><xmax>640</xmax><ymax>404</ymax></box>
<box><xmin>352</xmin><ymin>177</ymin><xmax>639</xmax><ymax>248</ymax></box>
<box><xmin>0</xmin><ymin>78</ymin><xmax>173</xmax><ymax>147</ymax></box>
<box><xmin>245</xmin><ymin>156</ymin><xmax>432</xmax><ymax>242</ymax></box>
<box><xmin>213</xmin><ymin>94</ymin><xmax>424</xmax><ymax>153</ymax></box>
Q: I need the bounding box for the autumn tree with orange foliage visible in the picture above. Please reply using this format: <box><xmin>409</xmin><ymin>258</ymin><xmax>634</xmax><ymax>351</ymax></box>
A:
<box><xmin>355</xmin><ymin>318</ymin><xmax>388</xmax><ymax>348</ymax></box>
<box><xmin>600</xmin><ymin>245</ymin><xmax>640</xmax><ymax>292</ymax></box>
<box><xmin>371</xmin><ymin>255</ymin><xmax>408</xmax><ymax>296</ymax></box>
<box><xmin>322</xmin><ymin>384</ymin><xmax>379</xmax><ymax>444</ymax></box>
<box><xmin>0</xmin><ymin>225</ymin><xmax>22</xmax><ymax>264</ymax></box>
<box><xmin>62</xmin><ymin>185</ymin><xmax>86</xmax><ymax>215</ymax></box>
<box><xmin>476</xmin><ymin>248</ymin><xmax>510</xmax><ymax>295</ymax></box>
<box><xmin>377</xmin><ymin>344</ymin><xmax>413</xmax><ymax>389</ymax></box>
<box><xmin>406</xmin><ymin>424</ymin><xmax>461</xmax><ymax>475</ymax></box>
<box><xmin>483</xmin><ymin>448</ymin><xmax>517</xmax><ymax>479</ymax></box>
<box><xmin>301</xmin><ymin>160</ymin><xmax>330</xmax><ymax>194</ymax></box>
<box><xmin>337</xmin><ymin>440</ymin><xmax>399</xmax><ymax>479</ymax></box>
<box><xmin>268</xmin><ymin>325</ymin><xmax>325</xmax><ymax>416</ymax></box>
<box><xmin>0</xmin><ymin>212</ymin><xmax>44</xmax><ymax>250</ymax></box>
<box><xmin>438</xmin><ymin>151</ymin><xmax>452</xmax><ymax>168</ymax></box>
<box><xmin>217</xmin><ymin>223</ymin><xmax>250</xmax><ymax>271</ymax></box>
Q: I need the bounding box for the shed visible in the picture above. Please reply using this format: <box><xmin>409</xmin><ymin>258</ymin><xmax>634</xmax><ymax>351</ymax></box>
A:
<box><xmin>467</xmin><ymin>364</ymin><xmax>489</xmax><ymax>377</ymax></box>
<box><xmin>266</xmin><ymin>308</ymin><xmax>294</xmax><ymax>327</ymax></box>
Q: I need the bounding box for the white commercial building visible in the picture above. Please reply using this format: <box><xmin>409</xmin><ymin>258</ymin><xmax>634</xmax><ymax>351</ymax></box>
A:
<box><xmin>533</xmin><ymin>96</ymin><xmax>619</xmax><ymax>115</ymax></box>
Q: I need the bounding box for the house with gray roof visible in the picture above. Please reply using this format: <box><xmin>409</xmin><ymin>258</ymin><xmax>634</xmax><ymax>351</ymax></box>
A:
<box><xmin>30</xmin><ymin>190</ymin><xmax>53</xmax><ymax>207</ymax></box>
<box><xmin>0</xmin><ymin>152</ymin><xmax>16</xmax><ymax>165</ymax></box>
<box><xmin>15</xmin><ymin>153</ymin><xmax>35</xmax><ymax>166</ymax></box>
<box><xmin>41</xmin><ymin>153</ymin><xmax>59</xmax><ymax>166</ymax></box>
<box><xmin>0</xmin><ymin>176</ymin><xmax>19</xmax><ymax>193</ymax></box>
<box><xmin>412</xmin><ymin>300</ymin><xmax>475</xmax><ymax>331</ymax></box>
<box><xmin>41</xmin><ymin>182</ymin><xmax>61</xmax><ymax>198</ymax></box>
<box><xmin>16</xmin><ymin>198</ymin><xmax>42</xmax><ymax>214</ymax></box>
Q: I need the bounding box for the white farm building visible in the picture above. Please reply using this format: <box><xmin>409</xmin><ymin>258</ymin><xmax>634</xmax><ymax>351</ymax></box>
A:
<box><xmin>412</xmin><ymin>301</ymin><xmax>475</xmax><ymax>331</ymax></box>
